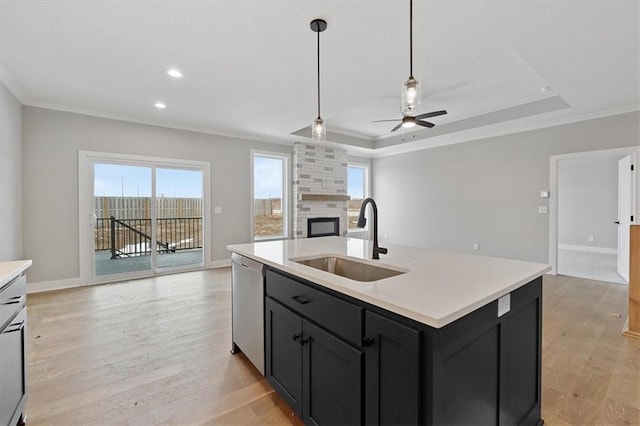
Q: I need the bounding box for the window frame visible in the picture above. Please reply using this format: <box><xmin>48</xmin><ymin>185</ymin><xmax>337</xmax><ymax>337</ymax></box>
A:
<box><xmin>250</xmin><ymin>150</ymin><xmax>290</xmax><ymax>241</ymax></box>
<box><xmin>347</xmin><ymin>162</ymin><xmax>371</xmax><ymax>233</ymax></box>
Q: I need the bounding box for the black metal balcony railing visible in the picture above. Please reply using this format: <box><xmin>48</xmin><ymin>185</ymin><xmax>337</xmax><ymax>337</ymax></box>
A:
<box><xmin>95</xmin><ymin>217</ymin><xmax>202</xmax><ymax>258</ymax></box>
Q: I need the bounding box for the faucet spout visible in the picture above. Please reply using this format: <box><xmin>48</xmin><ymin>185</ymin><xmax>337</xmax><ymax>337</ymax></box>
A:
<box><xmin>357</xmin><ymin>198</ymin><xmax>387</xmax><ymax>260</ymax></box>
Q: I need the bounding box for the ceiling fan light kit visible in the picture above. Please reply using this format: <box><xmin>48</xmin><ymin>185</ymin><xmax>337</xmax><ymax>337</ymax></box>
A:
<box><xmin>310</xmin><ymin>18</ymin><xmax>327</xmax><ymax>141</ymax></box>
<box><xmin>401</xmin><ymin>116</ymin><xmax>416</xmax><ymax>129</ymax></box>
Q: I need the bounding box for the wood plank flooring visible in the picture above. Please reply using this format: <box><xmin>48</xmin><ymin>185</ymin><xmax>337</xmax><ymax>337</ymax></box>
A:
<box><xmin>24</xmin><ymin>269</ymin><xmax>640</xmax><ymax>425</ymax></box>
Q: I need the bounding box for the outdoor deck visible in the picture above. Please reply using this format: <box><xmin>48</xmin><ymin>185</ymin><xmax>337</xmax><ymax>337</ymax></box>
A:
<box><xmin>94</xmin><ymin>249</ymin><xmax>203</xmax><ymax>276</ymax></box>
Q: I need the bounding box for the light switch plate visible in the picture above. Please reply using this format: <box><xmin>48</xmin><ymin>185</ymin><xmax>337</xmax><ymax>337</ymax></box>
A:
<box><xmin>538</xmin><ymin>206</ymin><xmax>548</xmax><ymax>214</ymax></box>
<box><xmin>540</xmin><ymin>190</ymin><xmax>549</xmax><ymax>198</ymax></box>
<box><xmin>498</xmin><ymin>294</ymin><xmax>511</xmax><ymax>317</ymax></box>
<box><xmin>214</xmin><ymin>206</ymin><xmax>222</xmax><ymax>214</ymax></box>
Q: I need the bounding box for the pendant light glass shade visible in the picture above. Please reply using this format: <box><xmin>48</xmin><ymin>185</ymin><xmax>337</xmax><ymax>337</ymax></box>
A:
<box><xmin>401</xmin><ymin>77</ymin><xmax>422</xmax><ymax>115</ymax></box>
<box><xmin>312</xmin><ymin>117</ymin><xmax>326</xmax><ymax>140</ymax></box>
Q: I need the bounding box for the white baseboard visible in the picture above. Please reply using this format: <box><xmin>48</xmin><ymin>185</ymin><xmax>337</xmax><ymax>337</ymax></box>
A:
<box><xmin>28</xmin><ymin>277</ymin><xmax>83</xmax><ymax>294</ymax></box>
<box><xmin>28</xmin><ymin>261</ymin><xmax>232</xmax><ymax>294</ymax></box>
<box><xmin>210</xmin><ymin>259</ymin><xmax>231</xmax><ymax>268</ymax></box>
<box><xmin>558</xmin><ymin>244</ymin><xmax>618</xmax><ymax>255</ymax></box>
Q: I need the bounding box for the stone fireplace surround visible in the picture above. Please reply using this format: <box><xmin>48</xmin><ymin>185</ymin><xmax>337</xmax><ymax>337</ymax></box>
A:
<box><xmin>292</xmin><ymin>142</ymin><xmax>348</xmax><ymax>239</ymax></box>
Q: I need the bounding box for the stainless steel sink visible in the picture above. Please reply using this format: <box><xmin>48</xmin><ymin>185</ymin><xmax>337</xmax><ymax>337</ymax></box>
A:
<box><xmin>292</xmin><ymin>255</ymin><xmax>406</xmax><ymax>282</ymax></box>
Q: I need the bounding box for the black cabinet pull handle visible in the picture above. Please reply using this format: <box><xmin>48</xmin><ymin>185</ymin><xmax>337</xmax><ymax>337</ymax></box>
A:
<box><xmin>291</xmin><ymin>295</ymin><xmax>311</xmax><ymax>305</ymax></box>
<box><xmin>615</xmin><ymin>221</ymin><xmax>620</xmax><ymax>224</ymax></box>
<box><xmin>363</xmin><ymin>337</ymin><xmax>375</xmax><ymax>347</ymax></box>
<box><xmin>299</xmin><ymin>337</ymin><xmax>308</xmax><ymax>345</ymax></box>
<box><xmin>292</xmin><ymin>333</ymin><xmax>301</xmax><ymax>341</ymax></box>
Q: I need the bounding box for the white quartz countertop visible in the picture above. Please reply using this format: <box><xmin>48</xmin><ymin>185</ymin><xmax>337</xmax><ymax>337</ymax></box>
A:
<box><xmin>227</xmin><ymin>237</ymin><xmax>550</xmax><ymax>328</ymax></box>
<box><xmin>0</xmin><ymin>260</ymin><xmax>32</xmax><ymax>289</ymax></box>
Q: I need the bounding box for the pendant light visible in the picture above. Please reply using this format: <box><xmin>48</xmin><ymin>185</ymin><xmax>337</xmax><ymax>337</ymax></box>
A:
<box><xmin>401</xmin><ymin>0</ymin><xmax>421</xmax><ymax>115</ymax></box>
<box><xmin>310</xmin><ymin>18</ymin><xmax>327</xmax><ymax>140</ymax></box>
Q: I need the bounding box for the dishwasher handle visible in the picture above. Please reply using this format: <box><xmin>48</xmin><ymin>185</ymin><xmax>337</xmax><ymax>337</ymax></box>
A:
<box><xmin>231</xmin><ymin>253</ymin><xmax>264</xmax><ymax>273</ymax></box>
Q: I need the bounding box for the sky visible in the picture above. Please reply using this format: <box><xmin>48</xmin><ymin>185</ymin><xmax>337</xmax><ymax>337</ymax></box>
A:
<box><xmin>348</xmin><ymin>166</ymin><xmax>365</xmax><ymax>199</ymax></box>
<box><xmin>254</xmin><ymin>156</ymin><xmax>283</xmax><ymax>199</ymax></box>
<box><xmin>94</xmin><ymin>164</ymin><xmax>203</xmax><ymax>198</ymax></box>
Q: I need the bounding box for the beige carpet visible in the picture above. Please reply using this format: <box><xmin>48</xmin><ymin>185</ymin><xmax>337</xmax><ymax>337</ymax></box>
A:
<box><xmin>557</xmin><ymin>248</ymin><xmax>627</xmax><ymax>285</ymax></box>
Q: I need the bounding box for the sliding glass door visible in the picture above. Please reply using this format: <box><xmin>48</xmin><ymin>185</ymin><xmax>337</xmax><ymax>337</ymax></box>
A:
<box><xmin>155</xmin><ymin>167</ymin><xmax>203</xmax><ymax>270</ymax></box>
<box><xmin>80</xmin><ymin>152</ymin><xmax>209</xmax><ymax>284</ymax></box>
<box><xmin>93</xmin><ymin>163</ymin><xmax>153</xmax><ymax>276</ymax></box>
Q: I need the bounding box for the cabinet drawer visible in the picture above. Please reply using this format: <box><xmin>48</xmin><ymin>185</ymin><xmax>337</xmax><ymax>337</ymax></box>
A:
<box><xmin>266</xmin><ymin>269</ymin><xmax>362</xmax><ymax>346</ymax></box>
<box><xmin>0</xmin><ymin>274</ymin><xmax>26</xmax><ymax>330</ymax></box>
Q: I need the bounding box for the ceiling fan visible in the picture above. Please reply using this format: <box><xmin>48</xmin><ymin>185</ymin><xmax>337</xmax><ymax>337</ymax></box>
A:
<box><xmin>372</xmin><ymin>110</ymin><xmax>447</xmax><ymax>132</ymax></box>
<box><xmin>374</xmin><ymin>0</ymin><xmax>447</xmax><ymax>133</ymax></box>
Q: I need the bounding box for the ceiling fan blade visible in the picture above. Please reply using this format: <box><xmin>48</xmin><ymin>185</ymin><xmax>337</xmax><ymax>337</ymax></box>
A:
<box><xmin>390</xmin><ymin>123</ymin><xmax>403</xmax><ymax>132</ymax></box>
<box><xmin>416</xmin><ymin>120</ymin><xmax>435</xmax><ymax>128</ymax></box>
<box><xmin>415</xmin><ymin>110</ymin><xmax>447</xmax><ymax>119</ymax></box>
<box><xmin>372</xmin><ymin>119</ymin><xmax>400</xmax><ymax>123</ymax></box>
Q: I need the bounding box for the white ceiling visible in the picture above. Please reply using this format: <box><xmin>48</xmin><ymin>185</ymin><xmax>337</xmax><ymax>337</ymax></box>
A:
<box><xmin>1</xmin><ymin>1</ymin><xmax>638</xmax><ymax>157</ymax></box>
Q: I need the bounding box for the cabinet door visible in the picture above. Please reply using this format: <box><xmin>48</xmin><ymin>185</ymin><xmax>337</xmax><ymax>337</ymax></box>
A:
<box><xmin>265</xmin><ymin>298</ymin><xmax>303</xmax><ymax>416</ymax></box>
<box><xmin>364</xmin><ymin>311</ymin><xmax>421</xmax><ymax>425</ymax></box>
<box><xmin>499</xmin><ymin>283</ymin><xmax>542</xmax><ymax>425</ymax></box>
<box><xmin>0</xmin><ymin>307</ymin><xmax>27</xmax><ymax>426</ymax></box>
<box><xmin>302</xmin><ymin>320</ymin><xmax>363</xmax><ymax>426</ymax></box>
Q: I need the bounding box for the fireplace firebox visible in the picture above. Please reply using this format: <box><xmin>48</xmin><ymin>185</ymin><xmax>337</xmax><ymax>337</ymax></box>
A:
<box><xmin>307</xmin><ymin>217</ymin><xmax>340</xmax><ymax>238</ymax></box>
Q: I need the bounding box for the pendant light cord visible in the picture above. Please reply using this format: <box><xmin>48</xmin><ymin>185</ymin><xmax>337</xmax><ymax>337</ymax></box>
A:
<box><xmin>409</xmin><ymin>0</ymin><xmax>413</xmax><ymax>79</ymax></box>
<box><xmin>317</xmin><ymin>26</ymin><xmax>321</xmax><ymax>119</ymax></box>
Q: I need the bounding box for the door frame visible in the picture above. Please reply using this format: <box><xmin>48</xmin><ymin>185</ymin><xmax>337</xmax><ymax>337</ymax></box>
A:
<box><xmin>79</xmin><ymin>150</ymin><xmax>211</xmax><ymax>285</ymax></box>
<box><xmin>549</xmin><ymin>146</ymin><xmax>638</xmax><ymax>275</ymax></box>
<box><xmin>618</xmin><ymin>154</ymin><xmax>634</xmax><ymax>282</ymax></box>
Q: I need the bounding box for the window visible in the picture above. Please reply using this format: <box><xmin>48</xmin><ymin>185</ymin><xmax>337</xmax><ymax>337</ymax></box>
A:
<box><xmin>252</xmin><ymin>151</ymin><xmax>289</xmax><ymax>240</ymax></box>
<box><xmin>347</xmin><ymin>163</ymin><xmax>369</xmax><ymax>231</ymax></box>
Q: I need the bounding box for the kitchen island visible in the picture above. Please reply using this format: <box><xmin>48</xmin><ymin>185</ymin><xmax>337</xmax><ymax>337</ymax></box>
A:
<box><xmin>228</xmin><ymin>237</ymin><xmax>550</xmax><ymax>425</ymax></box>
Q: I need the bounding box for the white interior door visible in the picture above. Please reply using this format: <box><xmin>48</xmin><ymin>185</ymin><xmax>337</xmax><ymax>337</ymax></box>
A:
<box><xmin>617</xmin><ymin>154</ymin><xmax>635</xmax><ymax>282</ymax></box>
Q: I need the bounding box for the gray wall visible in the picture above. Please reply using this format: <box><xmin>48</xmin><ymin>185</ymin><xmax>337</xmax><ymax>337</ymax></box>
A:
<box><xmin>373</xmin><ymin>112</ymin><xmax>639</xmax><ymax>263</ymax></box>
<box><xmin>558</xmin><ymin>156</ymin><xmax>621</xmax><ymax>249</ymax></box>
<box><xmin>0</xmin><ymin>82</ymin><xmax>23</xmax><ymax>261</ymax></box>
<box><xmin>22</xmin><ymin>106</ymin><xmax>291</xmax><ymax>283</ymax></box>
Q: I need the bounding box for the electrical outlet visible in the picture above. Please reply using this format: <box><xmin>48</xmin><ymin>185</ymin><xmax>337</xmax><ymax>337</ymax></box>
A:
<box><xmin>588</xmin><ymin>235</ymin><xmax>594</xmax><ymax>242</ymax></box>
<box><xmin>538</xmin><ymin>206</ymin><xmax>548</xmax><ymax>214</ymax></box>
<box><xmin>473</xmin><ymin>243</ymin><xmax>480</xmax><ymax>251</ymax></box>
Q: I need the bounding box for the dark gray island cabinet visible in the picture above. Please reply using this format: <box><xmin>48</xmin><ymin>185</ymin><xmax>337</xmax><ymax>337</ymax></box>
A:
<box><xmin>264</xmin><ymin>267</ymin><xmax>542</xmax><ymax>426</ymax></box>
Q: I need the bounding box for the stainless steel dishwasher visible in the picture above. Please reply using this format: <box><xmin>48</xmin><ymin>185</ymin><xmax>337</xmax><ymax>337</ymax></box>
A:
<box><xmin>231</xmin><ymin>253</ymin><xmax>265</xmax><ymax>375</ymax></box>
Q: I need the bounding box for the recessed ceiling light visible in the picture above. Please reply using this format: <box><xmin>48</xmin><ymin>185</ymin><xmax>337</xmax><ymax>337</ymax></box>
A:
<box><xmin>167</xmin><ymin>68</ymin><xmax>182</xmax><ymax>78</ymax></box>
<box><xmin>154</xmin><ymin>102</ymin><xmax>166</xmax><ymax>109</ymax></box>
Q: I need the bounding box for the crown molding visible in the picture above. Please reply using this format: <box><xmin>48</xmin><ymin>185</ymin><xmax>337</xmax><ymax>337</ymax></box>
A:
<box><xmin>0</xmin><ymin>64</ymin><xmax>29</xmax><ymax>103</ymax></box>
<box><xmin>371</xmin><ymin>104</ymin><xmax>640</xmax><ymax>158</ymax></box>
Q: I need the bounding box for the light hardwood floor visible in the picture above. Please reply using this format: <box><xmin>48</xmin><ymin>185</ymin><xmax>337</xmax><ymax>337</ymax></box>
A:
<box><xmin>24</xmin><ymin>269</ymin><xmax>640</xmax><ymax>425</ymax></box>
